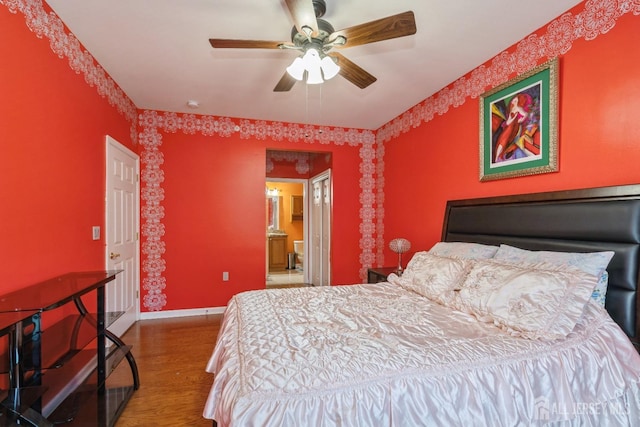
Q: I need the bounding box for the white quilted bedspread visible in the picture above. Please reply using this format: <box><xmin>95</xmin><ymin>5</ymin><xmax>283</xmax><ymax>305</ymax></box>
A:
<box><xmin>203</xmin><ymin>282</ymin><xmax>640</xmax><ymax>426</ymax></box>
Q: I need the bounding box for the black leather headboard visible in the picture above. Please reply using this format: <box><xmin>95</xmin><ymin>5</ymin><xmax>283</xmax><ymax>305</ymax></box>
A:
<box><xmin>442</xmin><ymin>184</ymin><xmax>640</xmax><ymax>348</ymax></box>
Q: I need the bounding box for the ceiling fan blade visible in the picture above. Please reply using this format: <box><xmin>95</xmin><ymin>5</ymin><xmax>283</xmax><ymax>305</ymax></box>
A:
<box><xmin>328</xmin><ymin>52</ymin><xmax>376</xmax><ymax>89</ymax></box>
<box><xmin>284</xmin><ymin>0</ymin><xmax>318</xmax><ymax>35</ymax></box>
<box><xmin>209</xmin><ymin>39</ymin><xmax>292</xmax><ymax>49</ymax></box>
<box><xmin>329</xmin><ymin>11</ymin><xmax>416</xmax><ymax>48</ymax></box>
<box><xmin>274</xmin><ymin>72</ymin><xmax>297</xmax><ymax>92</ymax></box>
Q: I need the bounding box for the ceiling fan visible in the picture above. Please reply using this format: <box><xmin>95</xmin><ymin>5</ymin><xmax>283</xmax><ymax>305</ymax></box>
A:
<box><xmin>209</xmin><ymin>0</ymin><xmax>417</xmax><ymax>92</ymax></box>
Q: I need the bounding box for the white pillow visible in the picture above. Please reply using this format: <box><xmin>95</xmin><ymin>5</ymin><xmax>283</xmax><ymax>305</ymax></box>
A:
<box><xmin>493</xmin><ymin>244</ymin><xmax>614</xmax><ymax>306</ymax></box>
<box><xmin>456</xmin><ymin>259</ymin><xmax>598</xmax><ymax>340</ymax></box>
<box><xmin>493</xmin><ymin>244</ymin><xmax>613</xmax><ymax>277</ymax></box>
<box><xmin>429</xmin><ymin>242</ymin><xmax>499</xmax><ymax>260</ymax></box>
<box><xmin>399</xmin><ymin>252</ymin><xmax>474</xmax><ymax>306</ymax></box>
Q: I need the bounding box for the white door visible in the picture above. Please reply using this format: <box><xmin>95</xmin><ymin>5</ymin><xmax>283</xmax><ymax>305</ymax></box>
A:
<box><xmin>106</xmin><ymin>136</ymin><xmax>139</xmax><ymax>337</ymax></box>
<box><xmin>310</xmin><ymin>170</ymin><xmax>331</xmax><ymax>286</ymax></box>
<box><xmin>321</xmin><ymin>177</ymin><xmax>331</xmax><ymax>285</ymax></box>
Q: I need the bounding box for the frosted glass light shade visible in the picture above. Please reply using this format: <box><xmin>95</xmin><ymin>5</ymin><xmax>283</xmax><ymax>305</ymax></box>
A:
<box><xmin>306</xmin><ymin>66</ymin><xmax>324</xmax><ymax>84</ymax></box>
<box><xmin>285</xmin><ymin>48</ymin><xmax>340</xmax><ymax>84</ymax></box>
<box><xmin>286</xmin><ymin>57</ymin><xmax>305</xmax><ymax>81</ymax></box>
<box><xmin>302</xmin><ymin>48</ymin><xmax>322</xmax><ymax>84</ymax></box>
<box><xmin>302</xmin><ymin>48</ymin><xmax>322</xmax><ymax>68</ymax></box>
<box><xmin>320</xmin><ymin>56</ymin><xmax>340</xmax><ymax>80</ymax></box>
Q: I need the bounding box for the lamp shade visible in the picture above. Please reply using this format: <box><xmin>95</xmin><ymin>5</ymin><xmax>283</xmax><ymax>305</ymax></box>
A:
<box><xmin>389</xmin><ymin>238</ymin><xmax>411</xmax><ymax>254</ymax></box>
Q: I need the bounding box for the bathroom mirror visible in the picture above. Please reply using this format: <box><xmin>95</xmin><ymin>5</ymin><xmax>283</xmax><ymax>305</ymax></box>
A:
<box><xmin>267</xmin><ymin>195</ymin><xmax>280</xmax><ymax>231</ymax></box>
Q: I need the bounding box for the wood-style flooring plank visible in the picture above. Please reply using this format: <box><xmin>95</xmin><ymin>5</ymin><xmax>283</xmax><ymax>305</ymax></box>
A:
<box><xmin>115</xmin><ymin>314</ymin><xmax>222</xmax><ymax>427</ymax></box>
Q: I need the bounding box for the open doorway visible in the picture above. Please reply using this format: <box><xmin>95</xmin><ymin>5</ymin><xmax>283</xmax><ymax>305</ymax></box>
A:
<box><xmin>266</xmin><ymin>149</ymin><xmax>333</xmax><ymax>288</ymax></box>
<box><xmin>266</xmin><ymin>179</ymin><xmax>307</xmax><ymax>288</ymax></box>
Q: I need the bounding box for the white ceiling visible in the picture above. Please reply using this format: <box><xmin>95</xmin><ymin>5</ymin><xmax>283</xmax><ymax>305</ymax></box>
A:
<box><xmin>45</xmin><ymin>0</ymin><xmax>582</xmax><ymax>130</ymax></box>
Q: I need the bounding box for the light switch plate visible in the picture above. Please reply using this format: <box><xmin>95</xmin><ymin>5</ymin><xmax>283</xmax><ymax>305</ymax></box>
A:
<box><xmin>92</xmin><ymin>226</ymin><xmax>100</xmax><ymax>240</ymax></box>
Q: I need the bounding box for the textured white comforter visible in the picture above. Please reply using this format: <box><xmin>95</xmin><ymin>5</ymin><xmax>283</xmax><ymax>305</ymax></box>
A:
<box><xmin>203</xmin><ymin>282</ymin><xmax>640</xmax><ymax>426</ymax></box>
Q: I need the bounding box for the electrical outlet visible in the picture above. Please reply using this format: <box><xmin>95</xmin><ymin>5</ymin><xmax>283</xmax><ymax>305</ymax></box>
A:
<box><xmin>222</xmin><ymin>272</ymin><xmax>229</xmax><ymax>281</ymax></box>
<box><xmin>92</xmin><ymin>226</ymin><xmax>100</xmax><ymax>240</ymax></box>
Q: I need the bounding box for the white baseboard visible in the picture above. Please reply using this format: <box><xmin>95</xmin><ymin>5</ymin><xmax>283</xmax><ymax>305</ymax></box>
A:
<box><xmin>140</xmin><ymin>306</ymin><xmax>226</xmax><ymax>320</ymax></box>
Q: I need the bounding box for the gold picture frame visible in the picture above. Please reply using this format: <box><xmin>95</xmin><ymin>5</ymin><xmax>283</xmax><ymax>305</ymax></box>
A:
<box><xmin>479</xmin><ymin>58</ymin><xmax>559</xmax><ymax>181</ymax></box>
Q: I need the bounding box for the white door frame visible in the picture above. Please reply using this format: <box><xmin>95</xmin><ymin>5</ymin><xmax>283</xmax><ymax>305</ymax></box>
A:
<box><xmin>105</xmin><ymin>135</ymin><xmax>140</xmax><ymax>336</ymax></box>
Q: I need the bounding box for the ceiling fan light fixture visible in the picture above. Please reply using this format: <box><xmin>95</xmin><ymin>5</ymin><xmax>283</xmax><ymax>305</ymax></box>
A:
<box><xmin>320</xmin><ymin>56</ymin><xmax>340</xmax><ymax>80</ymax></box>
<box><xmin>286</xmin><ymin>57</ymin><xmax>306</xmax><ymax>81</ymax></box>
<box><xmin>286</xmin><ymin>48</ymin><xmax>338</xmax><ymax>85</ymax></box>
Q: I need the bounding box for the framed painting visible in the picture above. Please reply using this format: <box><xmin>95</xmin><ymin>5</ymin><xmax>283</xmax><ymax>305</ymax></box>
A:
<box><xmin>479</xmin><ymin>58</ymin><xmax>559</xmax><ymax>181</ymax></box>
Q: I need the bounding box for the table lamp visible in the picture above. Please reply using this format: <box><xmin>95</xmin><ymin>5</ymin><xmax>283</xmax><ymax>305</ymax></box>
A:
<box><xmin>389</xmin><ymin>238</ymin><xmax>411</xmax><ymax>274</ymax></box>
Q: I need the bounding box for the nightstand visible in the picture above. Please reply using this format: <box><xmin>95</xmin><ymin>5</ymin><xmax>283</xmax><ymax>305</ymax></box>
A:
<box><xmin>367</xmin><ymin>267</ymin><xmax>398</xmax><ymax>283</ymax></box>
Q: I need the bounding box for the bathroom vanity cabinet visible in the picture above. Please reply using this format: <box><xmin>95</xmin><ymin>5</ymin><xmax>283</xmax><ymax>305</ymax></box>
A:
<box><xmin>0</xmin><ymin>270</ymin><xmax>139</xmax><ymax>426</ymax></box>
<box><xmin>268</xmin><ymin>235</ymin><xmax>288</xmax><ymax>271</ymax></box>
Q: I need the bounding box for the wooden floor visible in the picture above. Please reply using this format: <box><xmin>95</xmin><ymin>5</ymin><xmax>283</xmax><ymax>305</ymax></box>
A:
<box><xmin>115</xmin><ymin>314</ymin><xmax>222</xmax><ymax>427</ymax></box>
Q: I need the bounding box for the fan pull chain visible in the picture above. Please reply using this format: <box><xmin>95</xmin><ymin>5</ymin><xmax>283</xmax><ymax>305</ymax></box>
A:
<box><xmin>318</xmin><ymin>85</ymin><xmax>323</xmax><ymax>135</ymax></box>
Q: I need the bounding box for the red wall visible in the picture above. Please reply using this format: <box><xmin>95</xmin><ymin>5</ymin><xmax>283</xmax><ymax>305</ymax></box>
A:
<box><xmin>382</xmin><ymin>10</ymin><xmax>640</xmax><ymax>264</ymax></box>
<box><xmin>0</xmin><ymin>6</ymin><xmax>135</xmax><ymax>293</ymax></box>
<box><xmin>141</xmin><ymin>123</ymin><xmax>367</xmax><ymax>311</ymax></box>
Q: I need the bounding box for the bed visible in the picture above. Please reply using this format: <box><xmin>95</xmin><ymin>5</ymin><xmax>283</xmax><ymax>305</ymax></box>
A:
<box><xmin>203</xmin><ymin>184</ymin><xmax>640</xmax><ymax>426</ymax></box>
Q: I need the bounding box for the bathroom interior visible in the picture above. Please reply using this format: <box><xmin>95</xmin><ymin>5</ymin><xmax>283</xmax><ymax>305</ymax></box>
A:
<box><xmin>266</xmin><ymin>180</ymin><xmax>306</xmax><ymax>288</ymax></box>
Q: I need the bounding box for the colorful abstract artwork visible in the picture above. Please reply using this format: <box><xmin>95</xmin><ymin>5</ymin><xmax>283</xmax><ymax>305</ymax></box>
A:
<box><xmin>480</xmin><ymin>58</ymin><xmax>559</xmax><ymax>181</ymax></box>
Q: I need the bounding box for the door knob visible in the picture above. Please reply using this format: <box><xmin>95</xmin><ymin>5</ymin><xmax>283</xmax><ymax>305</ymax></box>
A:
<box><xmin>110</xmin><ymin>252</ymin><xmax>121</xmax><ymax>260</ymax></box>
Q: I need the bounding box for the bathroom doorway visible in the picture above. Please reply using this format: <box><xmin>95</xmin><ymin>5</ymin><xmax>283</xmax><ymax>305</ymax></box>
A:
<box><xmin>265</xmin><ymin>178</ymin><xmax>308</xmax><ymax>288</ymax></box>
<box><xmin>265</xmin><ymin>149</ymin><xmax>333</xmax><ymax>289</ymax></box>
